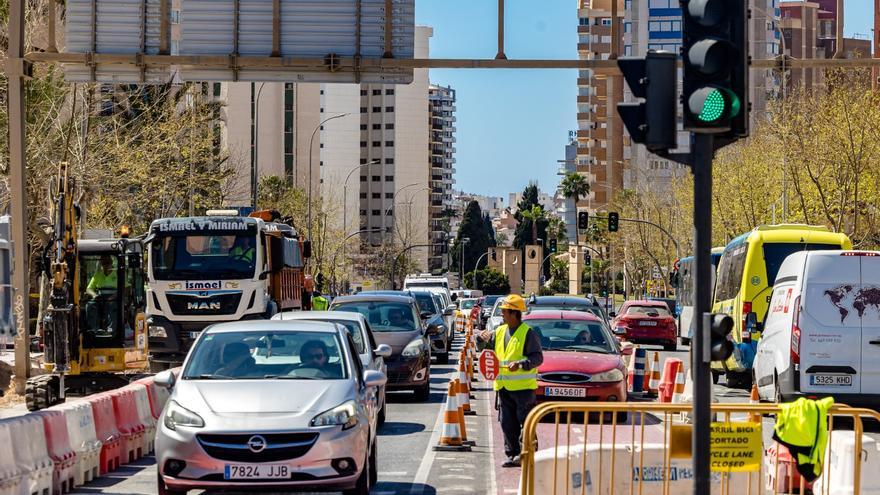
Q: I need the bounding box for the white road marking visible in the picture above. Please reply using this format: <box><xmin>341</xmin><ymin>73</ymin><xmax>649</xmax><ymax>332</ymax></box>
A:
<box><xmin>487</xmin><ymin>388</ymin><xmax>498</xmax><ymax>495</ymax></box>
<box><xmin>410</xmin><ymin>375</ymin><xmax>454</xmax><ymax>494</ymax></box>
<box><xmin>380</xmin><ymin>471</ymin><xmax>409</xmax><ymax>476</ymax></box>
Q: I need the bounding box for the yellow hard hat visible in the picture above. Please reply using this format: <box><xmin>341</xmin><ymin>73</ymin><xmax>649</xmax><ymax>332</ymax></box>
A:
<box><xmin>499</xmin><ymin>294</ymin><xmax>527</xmax><ymax>312</ymax></box>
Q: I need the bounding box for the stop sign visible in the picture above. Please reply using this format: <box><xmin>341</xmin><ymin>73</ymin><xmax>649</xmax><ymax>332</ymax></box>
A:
<box><xmin>479</xmin><ymin>350</ymin><xmax>500</xmax><ymax>381</ymax></box>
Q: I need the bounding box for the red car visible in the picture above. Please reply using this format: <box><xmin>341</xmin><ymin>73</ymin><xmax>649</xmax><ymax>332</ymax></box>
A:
<box><xmin>523</xmin><ymin>311</ymin><xmax>629</xmax><ymax>405</ymax></box>
<box><xmin>611</xmin><ymin>300</ymin><xmax>677</xmax><ymax>351</ymax></box>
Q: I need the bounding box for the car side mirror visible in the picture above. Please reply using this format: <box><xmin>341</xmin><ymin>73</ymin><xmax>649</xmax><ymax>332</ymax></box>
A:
<box><xmin>154</xmin><ymin>370</ymin><xmax>176</xmax><ymax>389</ymax></box>
<box><xmin>620</xmin><ymin>343</ymin><xmax>634</xmax><ymax>356</ymax></box>
<box><xmin>442</xmin><ymin>308</ymin><xmax>454</xmax><ymax>317</ymax></box>
<box><xmin>427</xmin><ymin>323</ymin><xmax>443</xmax><ymax>336</ymax></box>
<box><xmin>363</xmin><ymin>370</ymin><xmax>387</xmax><ymax>388</ymax></box>
<box><xmin>420</xmin><ymin>311</ymin><xmax>432</xmax><ymax>320</ymax></box>
<box><xmin>745</xmin><ymin>311</ymin><xmax>758</xmax><ymax>331</ymax></box>
<box><xmin>374</xmin><ymin>344</ymin><xmax>392</xmax><ymax>358</ymax></box>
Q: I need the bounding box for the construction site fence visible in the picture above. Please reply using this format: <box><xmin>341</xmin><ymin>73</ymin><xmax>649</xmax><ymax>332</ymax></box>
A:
<box><xmin>519</xmin><ymin>401</ymin><xmax>880</xmax><ymax>495</ymax></box>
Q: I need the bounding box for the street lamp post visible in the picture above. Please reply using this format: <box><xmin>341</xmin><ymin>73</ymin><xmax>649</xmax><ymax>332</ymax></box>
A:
<box><xmin>308</xmin><ymin>113</ymin><xmax>350</xmax><ymax>239</ymax></box>
<box><xmin>343</xmin><ymin>159</ymin><xmax>380</xmax><ymax>283</ymax></box>
<box><xmin>331</xmin><ymin>228</ymin><xmax>382</xmax><ymax>294</ymax></box>
<box><xmin>251</xmin><ymin>82</ymin><xmax>267</xmax><ymax>210</ymax></box>
<box><xmin>385</xmin><ymin>182</ymin><xmax>421</xmax><ymax>242</ymax></box>
<box><xmin>472</xmin><ymin>251</ymin><xmax>490</xmax><ymax>289</ymax></box>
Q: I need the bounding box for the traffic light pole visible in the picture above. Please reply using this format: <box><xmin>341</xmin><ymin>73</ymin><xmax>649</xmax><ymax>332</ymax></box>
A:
<box><xmin>691</xmin><ymin>133</ymin><xmax>714</xmax><ymax>493</ymax></box>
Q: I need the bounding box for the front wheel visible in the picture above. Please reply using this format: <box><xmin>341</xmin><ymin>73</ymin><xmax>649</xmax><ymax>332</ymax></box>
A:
<box><xmin>711</xmin><ymin>370</ymin><xmax>721</xmax><ymax>384</ymax></box>
<box><xmin>343</xmin><ymin>449</ymin><xmax>371</xmax><ymax>495</ymax></box>
<box><xmin>368</xmin><ymin>442</ymin><xmax>378</xmax><ymax>487</ymax></box>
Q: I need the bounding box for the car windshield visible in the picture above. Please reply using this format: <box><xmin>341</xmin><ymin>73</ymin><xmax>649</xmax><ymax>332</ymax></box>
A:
<box><xmin>625</xmin><ymin>305</ymin><xmax>671</xmax><ymax>317</ymax></box>
<box><xmin>526</xmin><ymin>319</ymin><xmax>616</xmax><ymax>354</ymax></box>
<box><xmin>183</xmin><ymin>330</ymin><xmax>348</xmax><ymax>380</ymax></box>
<box><xmin>294</xmin><ymin>318</ymin><xmax>365</xmax><ymax>354</ymax></box>
<box><xmin>530</xmin><ymin>302</ymin><xmax>593</xmax><ymax>313</ymax></box>
<box><xmin>492</xmin><ymin>301</ymin><xmax>505</xmax><ymax>317</ymax></box>
<box><xmin>410</xmin><ymin>292</ymin><xmax>438</xmax><ymax>314</ymax></box>
<box><xmin>459</xmin><ymin>299</ymin><xmax>476</xmax><ymax>310</ymax></box>
<box><xmin>331</xmin><ymin>301</ymin><xmax>420</xmax><ymax>332</ymax></box>
<box><xmin>483</xmin><ymin>296</ymin><xmax>501</xmax><ymax>308</ymax></box>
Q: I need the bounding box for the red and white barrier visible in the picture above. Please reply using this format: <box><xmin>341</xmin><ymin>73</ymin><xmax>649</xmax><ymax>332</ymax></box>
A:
<box><xmin>34</xmin><ymin>409</ymin><xmax>78</xmax><ymax>494</ymax></box>
<box><xmin>52</xmin><ymin>401</ymin><xmax>101</xmax><ymax>485</ymax></box>
<box><xmin>109</xmin><ymin>389</ymin><xmax>146</xmax><ymax>463</ymax></box>
<box><xmin>134</xmin><ymin>377</ymin><xmax>163</xmax><ymax>419</ymax></box>
<box><xmin>126</xmin><ymin>383</ymin><xmax>157</xmax><ymax>455</ymax></box>
<box><xmin>89</xmin><ymin>394</ymin><xmax>124</xmax><ymax>474</ymax></box>
<box><xmin>0</xmin><ymin>419</ymin><xmax>24</xmax><ymax>495</ymax></box>
<box><xmin>12</xmin><ymin>415</ymin><xmax>55</xmax><ymax>495</ymax></box>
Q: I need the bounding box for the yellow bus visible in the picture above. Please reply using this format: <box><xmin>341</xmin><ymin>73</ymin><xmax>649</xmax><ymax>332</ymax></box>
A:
<box><xmin>711</xmin><ymin>224</ymin><xmax>852</xmax><ymax>387</ymax></box>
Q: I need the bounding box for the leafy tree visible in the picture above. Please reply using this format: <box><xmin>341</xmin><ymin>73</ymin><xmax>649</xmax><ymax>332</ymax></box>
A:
<box><xmin>561</xmin><ymin>172</ymin><xmax>590</xmax><ymax>205</ymax></box>
<box><xmin>548</xmin><ymin>256</ymin><xmax>568</xmax><ymax>294</ymax></box>
<box><xmin>467</xmin><ymin>268</ymin><xmax>510</xmax><ymax>294</ymax></box>
<box><xmin>519</xmin><ymin>206</ymin><xmax>545</xmax><ymax>245</ymax></box>
<box><xmin>452</xmin><ymin>201</ymin><xmax>491</xmax><ymax>283</ymax></box>
<box><xmin>483</xmin><ymin>213</ymin><xmax>497</xmax><ymax>247</ymax></box>
<box><xmin>513</xmin><ymin>183</ymin><xmax>549</xmax><ymax>249</ymax></box>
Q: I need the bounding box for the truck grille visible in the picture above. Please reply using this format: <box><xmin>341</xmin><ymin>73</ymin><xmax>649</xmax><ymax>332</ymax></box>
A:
<box><xmin>166</xmin><ymin>292</ymin><xmax>242</xmax><ymax>316</ymax></box>
<box><xmin>197</xmin><ymin>432</ymin><xmax>319</xmax><ymax>462</ymax></box>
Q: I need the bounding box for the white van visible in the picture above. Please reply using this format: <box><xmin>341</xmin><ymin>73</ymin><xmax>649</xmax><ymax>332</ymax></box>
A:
<box><xmin>754</xmin><ymin>250</ymin><xmax>880</xmax><ymax>407</ymax></box>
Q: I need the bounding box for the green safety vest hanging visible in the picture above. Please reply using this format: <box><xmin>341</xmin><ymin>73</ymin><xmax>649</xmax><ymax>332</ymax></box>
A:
<box><xmin>493</xmin><ymin>323</ymin><xmax>537</xmax><ymax>392</ymax></box>
<box><xmin>772</xmin><ymin>396</ymin><xmax>835</xmax><ymax>482</ymax></box>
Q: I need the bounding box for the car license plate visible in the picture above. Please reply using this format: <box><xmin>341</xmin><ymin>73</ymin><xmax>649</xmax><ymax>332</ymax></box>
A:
<box><xmin>639</xmin><ymin>321</ymin><xmax>658</xmax><ymax>326</ymax></box>
<box><xmin>188</xmin><ymin>331</ymin><xmax>201</xmax><ymax>340</ymax></box>
<box><xmin>224</xmin><ymin>464</ymin><xmax>290</xmax><ymax>480</ymax></box>
<box><xmin>544</xmin><ymin>387</ymin><xmax>586</xmax><ymax>398</ymax></box>
<box><xmin>809</xmin><ymin>374</ymin><xmax>852</xmax><ymax>386</ymax></box>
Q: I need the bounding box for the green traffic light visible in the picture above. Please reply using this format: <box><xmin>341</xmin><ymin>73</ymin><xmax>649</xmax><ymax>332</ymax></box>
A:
<box><xmin>689</xmin><ymin>86</ymin><xmax>741</xmax><ymax>125</ymax></box>
<box><xmin>698</xmin><ymin>89</ymin><xmax>726</xmax><ymax>122</ymax></box>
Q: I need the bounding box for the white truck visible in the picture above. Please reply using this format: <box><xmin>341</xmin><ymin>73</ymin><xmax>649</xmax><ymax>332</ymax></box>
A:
<box><xmin>145</xmin><ymin>210</ymin><xmax>308</xmax><ymax>370</ymax></box>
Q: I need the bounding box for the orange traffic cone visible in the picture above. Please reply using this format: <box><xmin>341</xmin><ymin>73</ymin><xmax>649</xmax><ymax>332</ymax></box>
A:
<box><xmin>749</xmin><ymin>383</ymin><xmax>761</xmax><ymax>422</ymax></box>
<box><xmin>647</xmin><ymin>352</ymin><xmax>661</xmax><ymax>396</ymax></box>
<box><xmin>671</xmin><ymin>366</ymin><xmax>686</xmax><ymax>404</ymax></box>
<box><xmin>454</xmin><ymin>378</ymin><xmax>475</xmax><ymax>446</ymax></box>
<box><xmin>458</xmin><ymin>360</ymin><xmax>475</xmax><ymax>415</ymax></box>
<box><xmin>433</xmin><ymin>381</ymin><xmax>471</xmax><ymax>451</ymax></box>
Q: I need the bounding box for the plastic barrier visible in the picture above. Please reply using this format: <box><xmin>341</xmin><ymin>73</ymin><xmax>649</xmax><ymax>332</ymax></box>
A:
<box><xmin>657</xmin><ymin>357</ymin><xmax>682</xmax><ymax>403</ymax></box>
<box><xmin>0</xmin><ymin>419</ymin><xmax>24</xmax><ymax>495</ymax></box>
<box><xmin>34</xmin><ymin>410</ymin><xmax>78</xmax><ymax>494</ymax></box>
<box><xmin>134</xmin><ymin>377</ymin><xmax>163</xmax><ymax>419</ymax></box>
<box><xmin>12</xmin><ymin>414</ymin><xmax>55</xmax><ymax>495</ymax></box>
<box><xmin>88</xmin><ymin>394</ymin><xmax>124</xmax><ymax>474</ymax></box>
<box><xmin>813</xmin><ymin>432</ymin><xmax>880</xmax><ymax>495</ymax></box>
<box><xmin>52</xmin><ymin>401</ymin><xmax>101</xmax><ymax>485</ymax></box>
<box><xmin>125</xmin><ymin>383</ymin><xmax>157</xmax><ymax>455</ymax></box>
<box><xmin>108</xmin><ymin>389</ymin><xmax>146</xmax><ymax>463</ymax></box>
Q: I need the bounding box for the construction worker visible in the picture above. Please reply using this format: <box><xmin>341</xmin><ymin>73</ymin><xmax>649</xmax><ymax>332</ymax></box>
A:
<box><xmin>229</xmin><ymin>236</ymin><xmax>255</xmax><ymax>263</ymax></box>
<box><xmin>479</xmin><ymin>294</ymin><xmax>543</xmax><ymax>468</ymax></box>
<box><xmin>85</xmin><ymin>255</ymin><xmax>118</xmax><ymax>332</ymax></box>
<box><xmin>311</xmin><ymin>290</ymin><xmax>329</xmax><ymax>311</ymax></box>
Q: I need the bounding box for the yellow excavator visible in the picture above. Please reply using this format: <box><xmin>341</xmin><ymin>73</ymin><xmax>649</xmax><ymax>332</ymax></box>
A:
<box><xmin>25</xmin><ymin>163</ymin><xmax>149</xmax><ymax>411</ymax></box>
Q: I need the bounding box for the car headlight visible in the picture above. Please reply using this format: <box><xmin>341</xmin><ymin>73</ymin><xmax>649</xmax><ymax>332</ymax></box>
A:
<box><xmin>402</xmin><ymin>338</ymin><xmax>427</xmax><ymax>358</ymax></box>
<box><xmin>311</xmin><ymin>400</ymin><xmax>358</xmax><ymax>429</ymax></box>
<box><xmin>163</xmin><ymin>400</ymin><xmax>204</xmax><ymax>430</ymax></box>
<box><xmin>590</xmin><ymin>369</ymin><xmax>624</xmax><ymax>382</ymax></box>
<box><xmin>148</xmin><ymin>325</ymin><xmax>167</xmax><ymax>338</ymax></box>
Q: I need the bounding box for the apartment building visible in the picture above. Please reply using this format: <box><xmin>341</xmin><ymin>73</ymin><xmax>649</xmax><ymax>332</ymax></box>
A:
<box><xmin>428</xmin><ymin>84</ymin><xmax>458</xmax><ymax>271</ymax></box>
<box><xmin>320</xmin><ymin>26</ymin><xmax>433</xmax><ymax>272</ymax></box>
<box><xmin>557</xmin><ymin>140</ymin><xmax>578</xmax><ymax>244</ymax></box>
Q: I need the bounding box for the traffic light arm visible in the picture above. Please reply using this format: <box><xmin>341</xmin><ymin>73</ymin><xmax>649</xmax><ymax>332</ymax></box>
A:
<box><xmin>592</xmin><ymin>215</ymin><xmax>681</xmax><ymax>261</ymax></box>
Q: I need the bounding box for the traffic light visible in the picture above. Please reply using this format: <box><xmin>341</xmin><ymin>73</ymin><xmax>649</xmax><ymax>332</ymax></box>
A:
<box><xmin>577</xmin><ymin>211</ymin><xmax>589</xmax><ymax>230</ymax></box>
<box><xmin>608</xmin><ymin>212</ymin><xmax>619</xmax><ymax>232</ymax></box>
<box><xmin>583</xmin><ymin>253</ymin><xmax>591</xmax><ymax>265</ymax></box>
<box><xmin>681</xmin><ymin>0</ymin><xmax>749</xmax><ymax>135</ymax></box>
<box><xmin>617</xmin><ymin>50</ymin><xmax>678</xmax><ymax>151</ymax></box>
<box><xmin>708</xmin><ymin>313</ymin><xmax>734</xmax><ymax>362</ymax></box>
<box><xmin>548</xmin><ymin>239</ymin><xmax>557</xmax><ymax>253</ymax></box>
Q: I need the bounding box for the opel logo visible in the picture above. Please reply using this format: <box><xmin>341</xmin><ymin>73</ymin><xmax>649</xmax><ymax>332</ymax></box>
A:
<box><xmin>247</xmin><ymin>435</ymin><xmax>267</xmax><ymax>453</ymax></box>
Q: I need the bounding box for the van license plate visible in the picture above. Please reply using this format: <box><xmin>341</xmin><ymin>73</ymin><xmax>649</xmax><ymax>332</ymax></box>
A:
<box><xmin>544</xmin><ymin>387</ymin><xmax>586</xmax><ymax>398</ymax></box>
<box><xmin>809</xmin><ymin>374</ymin><xmax>852</xmax><ymax>386</ymax></box>
<box><xmin>224</xmin><ymin>464</ymin><xmax>289</xmax><ymax>480</ymax></box>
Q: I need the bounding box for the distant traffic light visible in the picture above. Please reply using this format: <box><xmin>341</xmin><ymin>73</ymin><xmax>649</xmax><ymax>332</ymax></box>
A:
<box><xmin>617</xmin><ymin>50</ymin><xmax>678</xmax><ymax>151</ymax></box>
<box><xmin>608</xmin><ymin>212</ymin><xmax>619</xmax><ymax>232</ymax></box>
<box><xmin>577</xmin><ymin>211</ymin><xmax>589</xmax><ymax>230</ymax></box>
<box><xmin>708</xmin><ymin>313</ymin><xmax>735</xmax><ymax>362</ymax></box>
<box><xmin>682</xmin><ymin>0</ymin><xmax>749</xmax><ymax>135</ymax></box>
<box><xmin>548</xmin><ymin>239</ymin><xmax>557</xmax><ymax>253</ymax></box>
<box><xmin>583</xmin><ymin>253</ymin><xmax>591</xmax><ymax>265</ymax></box>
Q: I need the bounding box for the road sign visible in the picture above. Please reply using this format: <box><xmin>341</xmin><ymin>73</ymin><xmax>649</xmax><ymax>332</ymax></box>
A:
<box><xmin>709</xmin><ymin>422</ymin><xmax>761</xmax><ymax>472</ymax></box>
<box><xmin>478</xmin><ymin>350</ymin><xmax>499</xmax><ymax>381</ymax></box>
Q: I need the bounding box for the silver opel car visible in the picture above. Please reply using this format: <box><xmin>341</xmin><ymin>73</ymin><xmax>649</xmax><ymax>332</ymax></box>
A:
<box><xmin>154</xmin><ymin>320</ymin><xmax>386</xmax><ymax>495</ymax></box>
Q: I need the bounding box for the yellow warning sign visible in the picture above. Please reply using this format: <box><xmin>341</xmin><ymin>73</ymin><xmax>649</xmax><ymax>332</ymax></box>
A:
<box><xmin>710</xmin><ymin>422</ymin><xmax>762</xmax><ymax>472</ymax></box>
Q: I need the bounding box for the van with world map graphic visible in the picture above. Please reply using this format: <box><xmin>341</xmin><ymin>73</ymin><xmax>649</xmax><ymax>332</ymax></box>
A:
<box><xmin>754</xmin><ymin>250</ymin><xmax>880</xmax><ymax>407</ymax></box>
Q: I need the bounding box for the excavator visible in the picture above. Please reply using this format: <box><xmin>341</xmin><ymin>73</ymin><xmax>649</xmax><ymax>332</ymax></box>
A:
<box><xmin>25</xmin><ymin>163</ymin><xmax>149</xmax><ymax>411</ymax></box>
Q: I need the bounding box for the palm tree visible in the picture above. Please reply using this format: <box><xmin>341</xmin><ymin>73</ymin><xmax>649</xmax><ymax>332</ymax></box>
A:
<box><xmin>561</xmin><ymin>172</ymin><xmax>590</xmax><ymax>206</ymax></box>
<box><xmin>547</xmin><ymin>215</ymin><xmax>567</xmax><ymax>242</ymax></box>
<box><xmin>519</xmin><ymin>205</ymin><xmax>545</xmax><ymax>245</ymax></box>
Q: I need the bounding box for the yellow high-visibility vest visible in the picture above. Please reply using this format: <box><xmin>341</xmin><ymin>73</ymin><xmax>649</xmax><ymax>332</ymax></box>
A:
<box><xmin>494</xmin><ymin>323</ymin><xmax>537</xmax><ymax>391</ymax></box>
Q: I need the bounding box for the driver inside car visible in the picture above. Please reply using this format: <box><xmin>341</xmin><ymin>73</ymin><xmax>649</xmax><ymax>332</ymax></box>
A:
<box><xmin>298</xmin><ymin>340</ymin><xmax>340</xmax><ymax>378</ymax></box>
<box><xmin>387</xmin><ymin>308</ymin><xmax>415</xmax><ymax>331</ymax></box>
<box><xmin>573</xmin><ymin>330</ymin><xmax>592</xmax><ymax>345</ymax></box>
<box><xmin>215</xmin><ymin>342</ymin><xmax>257</xmax><ymax>377</ymax></box>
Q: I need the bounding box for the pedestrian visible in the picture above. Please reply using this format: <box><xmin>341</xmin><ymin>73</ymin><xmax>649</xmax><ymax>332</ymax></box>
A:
<box><xmin>479</xmin><ymin>294</ymin><xmax>543</xmax><ymax>468</ymax></box>
<box><xmin>311</xmin><ymin>290</ymin><xmax>329</xmax><ymax>311</ymax></box>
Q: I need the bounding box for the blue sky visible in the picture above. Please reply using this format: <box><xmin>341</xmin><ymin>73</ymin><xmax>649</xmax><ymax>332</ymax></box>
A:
<box><xmin>416</xmin><ymin>0</ymin><xmax>875</xmax><ymax>198</ymax></box>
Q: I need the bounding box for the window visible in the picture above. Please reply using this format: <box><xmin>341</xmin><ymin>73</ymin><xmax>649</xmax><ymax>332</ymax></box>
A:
<box><xmin>385</xmin><ymin>106</ymin><xmax>394</xmax><ymax>112</ymax></box>
<box><xmin>360</xmin><ymin>89</ymin><xmax>368</xmax><ymax>96</ymax></box>
<box><xmin>385</xmin><ymin>158</ymin><xmax>394</xmax><ymax>165</ymax></box>
<box><xmin>385</xmin><ymin>141</ymin><xmax>394</xmax><ymax>147</ymax></box>
<box><xmin>372</xmin><ymin>106</ymin><xmax>381</xmax><ymax>113</ymax></box>
<box><xmin>360</xmin><ymin>158</ymin><xmax>367</xmax><ymax>164</ymax></box>
<box><xmin>373</xmin><ymin>123</ymin><xmax>382</xmax><ymax>130</ymax></box>
<box><xmin>170</xmin><ymin>10</ymin><xmax>180</xmax><ymax>23</ymax></box>
<box><xmin>371</xmin><ymin>176</ymin><xmax>380</xmax><ymax>182</ymax></box>
<box><xmin>213</xmin><ymin>83</ymin><xmax>221</xmax><ymax>97</ymax></box>
<box><xmin>372</xmin><ymin>89</ymin><xmax>381</xmax><ymax>96</ymax></box>
<box><xmin>385</xmin><ymin>123</ymin><xmax>395</xmax><ymax>130</ymax></box>
<box><xmin>372</xmin><ymin>141</ymin><xmax>381</xmax><ymax>147</ymax></box>
<box><xmin>714</xmin><ymin>242</ymin><xmax>747</xmax><ymax>302</ymax></box>
<box><xmin>360</xmin><ymin>141</ymin><xmax>367</xmax><ymax>148</ymax></box>
<box><xmin>385</xmin><ymin>193</ymin><xmax>393</xmax><ymax>199</ymax></box>
<box><xmin>359</xmin><ymin>209</ymin><xmax>367</xmax><ymax>216</ymax></box>
<box><xmin>385</xmin><ymin>175</ymin><xmax>394</xmax><ymax>182</ymax></box>
<box><xmin>360</xmin><ymin>176</ymin><xmax>367</xmax><ymax>182</ymax></box>
<box><xmin>372</xmin><ymin>210</ymin><xmax>381</xmax><ymax>216</ymax></box>
<box><xmin>360</xmin><ymin>124</ymin><xmax>368</xmax><ymax>130</ymax></box>
<box><xmin>360</xmin><ymin>107</ymin><xmax>367</xmax><ymax>113</ymax></box>
<box><xmin>360</xmin><ymin>193</ymin><xmax>367</xmax><ymax>199</ymax></box>
<box><xmin>386</xmin><ymin>209</ymin><xmax>393</xmax><ymax>216</ymax></box>
<box><xmin>372</xmin><ymin>193</ymin><xmax>381</xmax><ymax>199</ymax></box>
<box><xmin>601</xmin><ymin>18</ymin><xmax>612</xmax><ymax>26</ymax></box>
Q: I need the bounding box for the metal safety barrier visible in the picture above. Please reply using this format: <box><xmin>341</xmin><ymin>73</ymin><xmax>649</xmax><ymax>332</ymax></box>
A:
<box><xmin>519</xmin><ymin>402</ymin><xmax>880</xmax><ymax>495</ymax></box>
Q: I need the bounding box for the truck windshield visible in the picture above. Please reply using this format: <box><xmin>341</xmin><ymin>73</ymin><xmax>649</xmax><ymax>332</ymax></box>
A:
<box><xmin>151</xmin><ymin>233</ymin><xmax>257</xmax><ymax>280</ymax></box>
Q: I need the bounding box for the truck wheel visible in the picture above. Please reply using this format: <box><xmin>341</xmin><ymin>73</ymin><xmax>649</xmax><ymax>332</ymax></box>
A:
<box><xmin>25</xmin><ymin>375</ymin><xmax>60</xmax><ymax>412</ymax></box>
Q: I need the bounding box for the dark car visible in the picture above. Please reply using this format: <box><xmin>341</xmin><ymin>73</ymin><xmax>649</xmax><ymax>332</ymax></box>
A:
<box><xmin>365</xmin><ymin>290</ymin><xmax>452</xmax><ymax>364</ymax></box>
<box><xmin>479</xmin><ymin>295</ymin><xmax>504</xmax><ymax>329</ymax></box>
<box><xmin>526</xmin><ymin>295</ymin><xmax>610</xmax><ymax>327</ymax></box>
<box><xmin>330</xmin><ymin>293</ymin><xmax>433</xmax><ymax>400</ymax></box>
